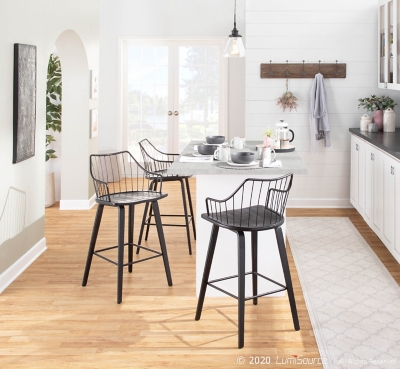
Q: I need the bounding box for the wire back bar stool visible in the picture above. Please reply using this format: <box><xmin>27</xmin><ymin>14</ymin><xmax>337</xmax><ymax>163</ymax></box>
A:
<box><xmin>82</xmin><ymin>151</ymin><xmax>172</xmax><ymax>304</ymax></box>
<box><xmin>137</xmin><ymin>139</ymin><xmax>196</xmax><ymax>255</ymax></box>
<box><xmin>195</xmin><ymin>173</ymin><xmax>300</xmax><ymax>348</ymax></box>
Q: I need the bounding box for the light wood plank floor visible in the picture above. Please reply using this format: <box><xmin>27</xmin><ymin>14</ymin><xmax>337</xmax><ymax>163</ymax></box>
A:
<box><xmin>1</xmin><ymin>179</ymin><xmax>399</xmax><ymax>368</ymax></box>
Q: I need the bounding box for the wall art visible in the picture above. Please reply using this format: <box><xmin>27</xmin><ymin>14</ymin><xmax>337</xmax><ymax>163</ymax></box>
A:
<box><xmin>90</xmin><ymin>70</ymin><xmax>98</xmax><ymax>99</ymax></box>
<box><xmin>13</xmin><ymin>43</ymin><xmax>37</xmax><ymax>163</ymax></box>
<box><xmin>90</xmin><ymin>109</ymin><xmax>98</xmax><ymax>138</ymax></box>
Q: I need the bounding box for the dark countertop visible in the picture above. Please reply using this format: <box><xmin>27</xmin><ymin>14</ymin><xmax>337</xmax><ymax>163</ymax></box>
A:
<box><xmin>349</xmin><ymin>128</ymin><xmax>400</xmax><ymax>160</ymax></box>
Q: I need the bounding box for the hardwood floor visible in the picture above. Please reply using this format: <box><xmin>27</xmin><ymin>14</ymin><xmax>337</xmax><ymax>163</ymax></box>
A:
<box><xmin>0</xmin><ymin>180</ymin><xmax>399</xmax><ymax>368</ymax></box>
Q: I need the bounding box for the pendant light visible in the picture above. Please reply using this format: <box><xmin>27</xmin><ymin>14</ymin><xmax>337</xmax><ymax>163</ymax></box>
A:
<box><xmin>224</xmin><ymin>0</ymin><xmax>245</xmax><ymax>57</ymax></box>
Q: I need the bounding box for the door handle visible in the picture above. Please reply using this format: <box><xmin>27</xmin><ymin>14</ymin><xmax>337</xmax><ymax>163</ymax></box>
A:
<box><xmin>371</xmin><ymin>153</ymin><xmax>374</xmax><ymax>161</ymax></box>
<box><xmin>168</xmin><ymin>111</ymin><xmax>173</xmax><ymax>116</ymax></box>
<box><xmin>174</xmin><ymin>111</ymin><xmax>179</xmax><ymax>116</ymax></box>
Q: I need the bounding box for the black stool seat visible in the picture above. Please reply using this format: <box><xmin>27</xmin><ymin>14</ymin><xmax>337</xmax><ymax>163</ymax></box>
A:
<box><xmin>202</xmin><ymin>205</ymin><xmax>284</xmax><ymax>232</ymax></box>
<box><xmin>138</xmin><ymin>139</ymin><xmax>196</xmax><ymax>255</ymax></box>
<box><xmin>82</xmin><ymin>151</ymin><xmax>172</xmax><ymax>304</ymax></box>
<box><xmin>195</xmin><ymin>174</ymin><xmax>300</xmax><ymax>349</ymax></box>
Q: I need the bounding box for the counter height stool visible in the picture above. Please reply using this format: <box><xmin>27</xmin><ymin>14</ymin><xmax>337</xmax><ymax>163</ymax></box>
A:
<box><xmin>195</xmin><ymin>173</ymin><xmax>300</xmax><ymax>348</ymax></box>
<box><xmin>137</xmin><ymin>139</ymin><xmax>196</xmax><ymax>255</ymax></box>
<box><xmin>82</xmin><ymin>151</ymin><xmax>172</xmax><ymax>304</ymax></box>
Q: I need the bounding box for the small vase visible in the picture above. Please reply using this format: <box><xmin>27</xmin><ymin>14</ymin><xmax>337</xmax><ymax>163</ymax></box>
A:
<box><xmin>263</xmin><ymin>136</ymin><xmax>273</xmax><ymax>147</ymax></box>
<box><xmin>372</xmin><ymin>110</ymin><xmax>384</xmax><ymax>130</ymax></box>
<box><xmin>45</xmin><ymin>172</ymin><xmax>55</xmax><ymax>208</ymax></box>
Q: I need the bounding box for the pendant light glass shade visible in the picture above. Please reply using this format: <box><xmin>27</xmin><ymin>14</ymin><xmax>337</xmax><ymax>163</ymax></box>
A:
<box><xmin>224</xmin><ymin>0</ymin><xmax>245</xmax><ymax>58</ymax></box>
<box><xmin>224</xmin><ymin>37</ymin><xmax>245</xmax><ymax>57</ymax></box>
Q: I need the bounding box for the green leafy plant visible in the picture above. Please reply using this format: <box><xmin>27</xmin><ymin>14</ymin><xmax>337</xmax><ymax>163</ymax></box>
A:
<box><xmin>46</xmin><ymin>54</ymin><xmax>62</xmax><ymax>161</ymax></box>
<box><xmin>358</xmin><ymin>94</ymin><xmax>396</xmax><ymax>113</ymax></box>
<box><xmin>262</xmin><ymin>126</ymin><xmax>274</xmax><ymax>138</ymax></box>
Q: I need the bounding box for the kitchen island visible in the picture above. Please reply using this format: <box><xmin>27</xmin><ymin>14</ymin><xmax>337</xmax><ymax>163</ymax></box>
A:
<box><xmin>168</xmin><ymin>141</ymin><xmax>307</xmax><ymax>296</ymax></box>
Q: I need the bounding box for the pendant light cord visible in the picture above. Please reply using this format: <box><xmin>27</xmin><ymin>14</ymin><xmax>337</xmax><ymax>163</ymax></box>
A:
<box><xmin>234</xmin><ymin>0</ymin><xmax>237</xmax><ymax>29</ymax></box>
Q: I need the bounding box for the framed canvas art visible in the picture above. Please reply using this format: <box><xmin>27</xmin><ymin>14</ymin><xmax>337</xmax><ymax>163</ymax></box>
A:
<box><xmin>13</xmin><ymin>43</ymin><xmax>37</xmax><ymax>163</ymax></box>
<box><xmin>90</xmin><ymin>109</ymin><xmax>98</xmax><ymax>138</ymax></box>
<box><xmin>90</xmin><ymin>70</ymin><xmax>98</xmax><ymax>99</ymax></box>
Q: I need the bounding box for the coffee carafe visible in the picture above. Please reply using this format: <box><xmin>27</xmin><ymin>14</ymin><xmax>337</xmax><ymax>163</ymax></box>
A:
<box><xmin>275</xmin><ymin>120</ymin><xmax>295</xmax><ymax>144</ymax></box>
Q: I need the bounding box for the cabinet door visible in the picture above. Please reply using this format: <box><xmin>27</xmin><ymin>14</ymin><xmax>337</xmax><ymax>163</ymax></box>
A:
<box><xmin>364</xmin><ymin>145</ymin><xmax>374</xmax><ymax>224</ymax></box>
<box><xmin>394</xmin><ymin>159</ymin><xmax>400</xmax><ymax>261</ymax></box>
<box><xmin>383</xmin><ymin>155</ymin><xmax>396</xmax><ymax>251</ymax></box>
<box><xmin>371</xmin><ymin>147</ymin><xmax>384</xmax><ymax>236</ymax></box>
<box><xmin>350</xmin><ymin>136</ymin><xmax>365</xmax><ymax>214</ymax></box>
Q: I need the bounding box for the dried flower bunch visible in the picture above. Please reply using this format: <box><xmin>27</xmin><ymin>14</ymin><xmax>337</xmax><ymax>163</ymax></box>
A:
<box><xmin>277</xmin><ymin>90</ymin><xmax>298</xmax><ymax>112</ymax></box>
<box><xmin>276</xmin><ymin>78</ymin><xmax>298</xmax><ymax>112</ymax></box>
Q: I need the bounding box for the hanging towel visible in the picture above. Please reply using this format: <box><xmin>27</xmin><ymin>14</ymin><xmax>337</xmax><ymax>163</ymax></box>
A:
<box><xmin>309</xmin><ymin>73</ymin><xmax>331</xmax><ymax>152</ymax></box>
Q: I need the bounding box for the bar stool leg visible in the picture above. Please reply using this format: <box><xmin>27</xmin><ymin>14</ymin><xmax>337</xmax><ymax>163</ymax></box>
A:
<box><xmin>117</xmin><ymin>206</ymin><xmax>125</xmax><ymax>304</ymax></box>
<box><xmin>145</xmin><ymin>180</ymin><xmax>158</xmax><ymax>241</ymax></box>
<box><xmin>185</xmin><ymin>177</ymin><xmax>196</xmax><ymax>240</ymax></box>
<box><xmin>275</xmin><ymin>227</ymin><xmax>300</xmax><ymax>331</ymax></box>
<box><xmin>195</xmin><ymin>224</ymin><xmax>219</xmax><ymax>320</ymax></box>
<box><xmin>137</xmin><ymin>180</ymin><xmax>154</xmax><ymax>253</ymax></box>
<box><xmin>237</xmin><ymin>231</ymin><xmax>246</xmax><ymax>349</ymax></box>
<box><xmin>82</xmin><ymin>204</ymin><xmax>104</xmax><ymax>286</ymax></box>
<box><xmin>128</xmin><ymin>205</ymin><xmax>134</xmax><ymax>273</ymax></box>
<box><xmin>251</xmin><ymin>231</ymin><xmax>258</xmax><ymax>305</ymax></box>
<box><xmin>152</xmin><ymin>201</ymin><xmax>172</xmax><ymax>286</ymax></box>
<box><xmin>179</xmin><ymin>178</ymin><xmax>192</xmax><ymax>255</ymax></box>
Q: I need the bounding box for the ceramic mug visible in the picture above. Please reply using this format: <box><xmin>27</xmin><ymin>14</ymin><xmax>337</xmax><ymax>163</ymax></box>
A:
<box><xmin>262</xmin><ymin>146</ymin><xmax>276</xmax><ymax>165</ymax></box>
<box><xmin>230</xmin><ymin>137</ymin><xmax>245</xmax><ymax>149</ymax></box>
<box><xmin>214</xmin><ymin>145</ymin><xmax>230</xmax><ymax>161</ymax></box>
<box><xmin>256</xmin><ymin>145</ymin><xmax>268</xmax><ymax>160</ymax></box>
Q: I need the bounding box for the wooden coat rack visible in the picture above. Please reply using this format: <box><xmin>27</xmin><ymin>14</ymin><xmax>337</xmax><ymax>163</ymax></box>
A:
<box><xmin>260</xmin><ymin>61</ymin><xmax>346</xmax><ymax>79</ymax></box>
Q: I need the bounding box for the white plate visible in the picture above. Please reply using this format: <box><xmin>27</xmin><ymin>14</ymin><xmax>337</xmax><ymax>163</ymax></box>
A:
<box><xmin>192</xmin><ymin>152</ymin><xmax>213</xmax><ymax>157</ymax></box>
<box><xmin>226</xmin><ymin>160</ymin><xmax>259</xmax><ymax>167</ymax></box>
<box><xmin>202</xmin><ymin>142</ymin><xmax>229</xmax><ymax>146</ymax></box>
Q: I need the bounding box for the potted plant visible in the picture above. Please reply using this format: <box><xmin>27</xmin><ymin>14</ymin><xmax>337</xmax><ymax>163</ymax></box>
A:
<box><xmin>262</xmin><ymin>126</ymin><xmax>275</xmax><ymax>147</ymax></box>
<box><xmin>45</xmin><ymin>54</ymin><xmax>62</xmax><ymax>207</ymax></box>
<box><xmin>358</xmin><ymin>95</ymin><xmax>396</xmax><ymax>130</ymax></box>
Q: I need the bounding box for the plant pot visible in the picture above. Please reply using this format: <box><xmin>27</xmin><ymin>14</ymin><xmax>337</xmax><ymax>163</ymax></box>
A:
<box><xmin>263</xmin><ymin>136</ymin><xmax>274</xmax><ymax>147</ymax></box>
<box><xmin>45</xmin><ymin>172</ymin><xmax>56</xmax><ymax>208</ymax></box>
<box><xmin>372</xmin><ymin>110</ymin><xmax>384</xmax><ymax>131</ymax></box>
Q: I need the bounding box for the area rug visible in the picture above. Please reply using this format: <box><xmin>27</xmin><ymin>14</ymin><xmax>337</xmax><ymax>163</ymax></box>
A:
<box><xmin>287</xmin><ymin>217</ymin><xmax>400</xmax><ymax>369</ymax></box>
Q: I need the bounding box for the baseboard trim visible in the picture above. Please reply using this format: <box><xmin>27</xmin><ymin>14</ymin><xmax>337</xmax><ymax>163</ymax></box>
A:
<box><xmin>287</xmin><ymin>198</ymin><xmax>353</xmax><ymax>208</ymax></box>
<box><xmin>0</xmin><ymin>237</ymin><xmax>47</xmax><ymax>294</ymax></box>
<box><xmin>59</xmin><ymin>194</ymin><xmax>96</xmax><ymax>210</ymax></box>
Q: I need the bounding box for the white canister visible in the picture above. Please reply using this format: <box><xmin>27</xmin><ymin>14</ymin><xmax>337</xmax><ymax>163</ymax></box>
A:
<box><xmin>383</xmin><ymin>108</ymin><xmax>396</xmax><ymax>132</ymax></box>
<box><xmin>360</xmin><ymin>114</ymin><xmax>371</xmax><ymax>131</ymax></box>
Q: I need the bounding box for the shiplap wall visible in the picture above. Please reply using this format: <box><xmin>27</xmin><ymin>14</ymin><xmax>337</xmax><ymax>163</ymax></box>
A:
<box><xmin>245</xmin><ymin>0</ymin><xmax>400</xmax><ymax>207</ymax></box>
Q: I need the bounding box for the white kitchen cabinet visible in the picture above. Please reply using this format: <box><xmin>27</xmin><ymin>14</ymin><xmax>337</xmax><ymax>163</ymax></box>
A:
<box><xmin>383</xmin><ymin>154</ymin><xmax>396</xmax><ymax>250</ymax></box>
<box><xmin>378</xmin><ymin>0</ymin><xmax>400</xmax><ymax>89</ymax></box>
<box><xmin>394</xmin><ymin>160</ymin><xmax>400</xmax><ymax>259</ymax></box>
<box><xmin>351</xmin><ymin>133</ymin><xmax>400</xmax><ymax>263</ymax></box>
<box><xmin>370</xmin><ymin>146</ymin><xmax>384</xmax><ymax>236</ymax></box>
<box><xmin>350</xmin><ymin>135</ymin><xmax>366</xmax><ymax>215</ymax></box>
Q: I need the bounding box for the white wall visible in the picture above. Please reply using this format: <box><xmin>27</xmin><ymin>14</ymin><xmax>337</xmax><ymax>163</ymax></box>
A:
<box><xmin>98</xmin><ymin>0</ymin><xmax>246</xmax><ymax>151</ymax></box>
<box><xmin>246</xmin><ymin>0</ymin><xmax>400</xmax><ymax>207</ymax></box>
<box><xmin>0</xmin><ymin>0</ymin><xmax>98</xmax><ymax>276</ymax></box>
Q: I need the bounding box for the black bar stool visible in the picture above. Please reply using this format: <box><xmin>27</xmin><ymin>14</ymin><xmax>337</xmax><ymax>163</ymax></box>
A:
<box><xmin>82</xmin><ymin>151</ymin><xmax>172</xmax><ymax>304</ymax></box>
<box><xmin>137</xmin><ymin>139</ymin><xmax>196</xmax><ymax>255</ymax></box>
<box><xmin>195</xmin><ymin>173</ymin><xmax>300</xmax><ymax>348</ymax></box>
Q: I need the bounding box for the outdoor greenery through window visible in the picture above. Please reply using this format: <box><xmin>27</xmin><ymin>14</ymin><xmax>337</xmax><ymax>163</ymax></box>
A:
<box><xmin>124</xmin><ymin>40</ymin><xmax>225</xmax><ymax>156</ymax></box>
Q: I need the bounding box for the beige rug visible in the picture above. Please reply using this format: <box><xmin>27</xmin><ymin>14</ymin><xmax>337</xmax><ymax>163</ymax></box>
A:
<box><xmin>287</xmin><ymin>217</ymin><xmax>400</xmax><ymax>369</ymax></box>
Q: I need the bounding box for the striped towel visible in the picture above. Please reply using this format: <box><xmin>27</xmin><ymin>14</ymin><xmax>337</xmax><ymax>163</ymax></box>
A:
<box><xmin>310</xmin><ymin>73</ymin><xmax>331</xmax><ymax>152</ymax></box>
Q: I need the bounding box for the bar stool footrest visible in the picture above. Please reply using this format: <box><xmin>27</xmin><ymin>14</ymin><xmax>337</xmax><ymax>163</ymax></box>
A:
<box><xmin>94</xmin><ymin>243</ymin><xmax>163</xmax><ymax>266</ymax></box>
<box><xmin>144</xmin><ymin>214</ymin><xmax>194</xmax><ymax>227</ymax></box>
<box><xmin>208</xmin><ymin>271</ymin><xmax>287</xmax><ymax>301</ymax></box>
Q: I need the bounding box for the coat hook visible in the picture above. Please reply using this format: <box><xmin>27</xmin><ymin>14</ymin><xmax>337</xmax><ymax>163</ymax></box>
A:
<box><xmin>268</xmin><ymin>60</ymin><xmax>274</xmax><ymax>77</ymax></box>
<box><xmin>318</xmin><ymin>60</ymin><xmax>321</xmax><ymax>73</ymax></box>
<box><xmin>285</xmin><ymin>60</ymin><xmax>290</xmax><ymax>77</ymax></box>
<box><xmin>334</xmin><ymin>60</ymin><xmax>339</xmax><ymax>77</ymax></box>
<box><xmin>301</xmin><ymin>60</ymin><xmax>306</xmax><ymax>77</ymax></box>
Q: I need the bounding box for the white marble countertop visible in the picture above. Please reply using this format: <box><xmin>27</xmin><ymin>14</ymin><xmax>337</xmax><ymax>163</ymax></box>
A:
<box><xmin>167</xmin><ymin>140</ymin><xmax>307</xmax><ymax>176</ymax></box>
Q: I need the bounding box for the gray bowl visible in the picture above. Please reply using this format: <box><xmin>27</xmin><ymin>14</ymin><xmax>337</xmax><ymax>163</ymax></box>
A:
<box><xmin>231</xmin><ymin>151</ymin><xmax>254</xmax><ymax>164</ymax></box>
<box><xmin>198</xmin><ymin>144</ymin><xmax>218</xmax><ymax>155</ymax></box>
<box><xmin>206</xmin><ymin>135</ymin><xmax>225</xmax><ymax>144</ymax></box>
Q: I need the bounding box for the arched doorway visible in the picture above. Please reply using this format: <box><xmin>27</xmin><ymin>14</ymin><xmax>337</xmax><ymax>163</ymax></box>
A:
<box><xmin>53</xmin><ymin>30</ymin><xmax>96</xmax><ymax>209</ymax></box>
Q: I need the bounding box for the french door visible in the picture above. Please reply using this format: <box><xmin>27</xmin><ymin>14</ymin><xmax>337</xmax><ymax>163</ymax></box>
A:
<box><xmin>122</xmin><ymin>39</ymin><xmax>227</xmax><ymax>156</ymax></box>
